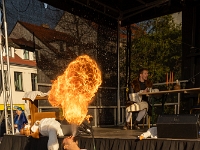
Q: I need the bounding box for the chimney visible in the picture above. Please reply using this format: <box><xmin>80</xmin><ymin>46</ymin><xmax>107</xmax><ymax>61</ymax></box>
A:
<box><xmin>41</xmin><ymin>24</ymin><xmax>50</xmax><ymax>29</ymax></box>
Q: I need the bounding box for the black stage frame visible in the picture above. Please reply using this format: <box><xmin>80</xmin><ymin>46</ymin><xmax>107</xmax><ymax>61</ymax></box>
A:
<box><xmin>1</xmin><ymin>134</ymin><xmax>200</xmax><ymax>150</ymax></box>
<box><xmin>1</xmin><ymin>128</ymin><xmax>200</xmax><ymax>150</ymax></box>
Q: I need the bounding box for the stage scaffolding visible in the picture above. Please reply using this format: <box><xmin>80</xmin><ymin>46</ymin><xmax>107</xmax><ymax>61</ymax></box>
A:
<box><xmin>0</xmin><ymin>0</ymin><xmax>14</xmax><ymax>134</ymax></box>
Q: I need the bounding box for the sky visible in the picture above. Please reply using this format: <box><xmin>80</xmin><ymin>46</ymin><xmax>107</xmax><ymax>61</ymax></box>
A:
<box><xmin>0</xmin><ymin>0</ymin><xmax>64</xmax><ymax>34</ymax></box>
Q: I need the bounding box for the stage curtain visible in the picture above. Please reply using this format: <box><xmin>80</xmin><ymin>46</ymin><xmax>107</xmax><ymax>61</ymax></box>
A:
<box><xmin>1</xmin><ymin>135</ymin><xmax>200</xmax><ymax>150</ymax></box>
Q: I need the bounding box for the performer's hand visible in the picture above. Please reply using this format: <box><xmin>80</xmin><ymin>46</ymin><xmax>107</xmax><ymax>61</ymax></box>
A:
<box><xmin>143</xmin><ymin>88</ymin><xmax>148</xmax><ymax>92</ymax></box>
<box><xmin>14</xmin><ymin>124</ymin><xmax>18</xmax><ymax>128</ymax></box>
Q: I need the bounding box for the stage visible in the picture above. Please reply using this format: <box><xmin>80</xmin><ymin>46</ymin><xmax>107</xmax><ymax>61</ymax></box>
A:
<box><xmin>0</xmin><ymin>127</ymin><xmax>200</xmax><ymax>150</ymax></box>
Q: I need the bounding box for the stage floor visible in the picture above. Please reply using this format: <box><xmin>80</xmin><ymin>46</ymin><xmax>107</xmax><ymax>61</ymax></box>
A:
<box><xmin>82</xmin><ymin>126</ymin><xmax>147</xmax><ymax>139</ymax></box>
<box><xmin>84</xmin><ymin>126</ymin><xmax>200</xmax><ymax>140</ymax></box>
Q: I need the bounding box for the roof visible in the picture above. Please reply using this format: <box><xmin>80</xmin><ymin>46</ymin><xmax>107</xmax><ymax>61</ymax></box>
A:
<box><xmin>17</xmin><ymin>21</ymin><xmax>96</xmax><ymax>53</ymax></box>
<box><xmin>40</xmin><ymin>0</ymin><xmax>200</xmax><ymax>28</ymax></box>
<box><xmin>10</xmin><ymin>38</ymin><xmax>41</xmax><ymax>51</ymax></box>
<box><xmin>4</xmin><ymin>54</ymin><xmax>36</xmax><ymax>67</ymax></box>
<box><xmin>19</xmin><ymin>21</ymin><xmax>76</xmax><ymax>43</ymax></box>
<box><xmin>17</xmin><ymin>21</ymin><xmax>76</xmax><ymax>53</ymax></box>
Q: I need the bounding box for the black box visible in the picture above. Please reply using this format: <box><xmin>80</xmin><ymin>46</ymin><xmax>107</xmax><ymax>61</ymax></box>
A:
<box><xmin>157</xmin><ymin>114</ymin><xmax>199</xmax><ymax>139</ymax></box>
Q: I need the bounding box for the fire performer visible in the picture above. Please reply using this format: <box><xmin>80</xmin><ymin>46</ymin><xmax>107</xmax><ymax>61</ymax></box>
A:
<box><xmin>123</xmin><ymin>68</ymin><xmax>152</xmax><ymax>130</ymax></box>
<box><xmin>62</xmin><ymin>136</ymin><xmax>80</xmax><ymax>150</ymax></box>
<box><xmin>31</xmin><ymin>118</ymin><xmax>64</xmax><ymax>150</ymax></box>
<box><xmin>43</xmin><ymin>55</ymin><xmax>101</xmax><ymax>150</ymax></box>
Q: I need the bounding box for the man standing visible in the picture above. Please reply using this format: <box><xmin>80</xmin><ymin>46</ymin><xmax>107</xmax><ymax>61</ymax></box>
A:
<box><xmin>123</xmin><ymin>68</ymin><xmax>152</xmax><ymax>130</ymax></box>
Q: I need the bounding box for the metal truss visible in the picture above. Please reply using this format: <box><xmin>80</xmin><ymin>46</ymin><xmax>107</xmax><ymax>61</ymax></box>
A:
<box><xmin>0</xmin><ymin>0</ymin><xmax>14</xmax><ymax>135</ymax></box>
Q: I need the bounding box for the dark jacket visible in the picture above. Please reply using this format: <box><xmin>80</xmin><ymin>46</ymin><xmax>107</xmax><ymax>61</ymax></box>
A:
<box><xmin>131</xmin><ymin>78</ymin><xmax>153</xmax><ymax>93</ymax></box>
<box><xmin>128</xmin><ymin>78</ymin><xmax>153</xmax><ymax>116</ymax></box>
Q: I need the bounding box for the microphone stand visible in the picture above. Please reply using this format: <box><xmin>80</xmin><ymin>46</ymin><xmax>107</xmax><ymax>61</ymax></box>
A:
<box><xmin>89</xmin><ymin>117</ymin><xmax>96</xmax><ymax>150</ymax></box>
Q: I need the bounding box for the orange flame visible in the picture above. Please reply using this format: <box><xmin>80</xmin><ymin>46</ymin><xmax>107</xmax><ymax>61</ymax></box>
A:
<box><xmin>48</xmin><ymin>55</ymin><xmax>102</xmax><ymax>125</ymax></box>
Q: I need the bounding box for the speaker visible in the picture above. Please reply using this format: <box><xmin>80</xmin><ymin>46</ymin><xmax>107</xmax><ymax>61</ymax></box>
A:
<box><xmin>157</xmin><ymin>114</ymin><xmax>199</xmax><ymax>139</ymax></box>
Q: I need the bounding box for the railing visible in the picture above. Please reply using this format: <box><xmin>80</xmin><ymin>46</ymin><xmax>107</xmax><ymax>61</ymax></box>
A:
<box><xmin>36</xmin><ymin>80</ymin><xmax>189</xmax><ymax>127</ymax></box>
<box><xmin>153</xmin><ymin>80</ymin><xmax>189</xmax><ymax>114</ymax></box>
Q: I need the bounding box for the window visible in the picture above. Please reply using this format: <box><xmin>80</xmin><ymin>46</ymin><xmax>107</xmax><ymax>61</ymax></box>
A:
<box><xmin>32</xmin><ymin>52</ymin><xmax>36</xmax><ymax>60</ymax></box>
<box><xmin>14</xmin><ymin>72</ymin><xmax>23</xmax><ymax>91</ymax></box>
<box><xmin>4</xmin><ymin>70</ymin><xmax>8</xmax><ymax>90</ymax></box>
<box><xmin>23</xmin><ymin>50</ymin><xmax>29</xmax><ymax>59</ymax></box>
<box><xmin>31</xmin><ymin>73</ymin><xmax>37</xmax><ymax>91</ymax></box>
<box><xmin>8</xmin><ymin>47</ymin><xmax>12</xmax><ymax>57</ymax></box>
<box><xmin>5</xmin><ymin>47</ymin><xmax>12</xmax><ymax>57</ymax></box>
<box><xmin>0</xmin><ymin>70</ymin><xmax>8</xmax><ymax>91</ymax></box>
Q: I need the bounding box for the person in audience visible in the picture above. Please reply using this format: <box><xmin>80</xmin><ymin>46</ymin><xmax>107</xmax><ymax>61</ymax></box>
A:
<box><xmin>14</xmin><ymin>107</ymin><xmax>28</xmax><ymax>133</ymax></box>
<box><xmin>123</xmin><ymin>68</ymin><xmax>153</xmax><ymax>130</ymax></box>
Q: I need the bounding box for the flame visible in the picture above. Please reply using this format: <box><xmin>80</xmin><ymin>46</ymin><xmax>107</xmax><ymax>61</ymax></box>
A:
<box><xmin>48</xmin><ymin>55</ymin><xmax>102</xmax><ymax>125</ymax></box>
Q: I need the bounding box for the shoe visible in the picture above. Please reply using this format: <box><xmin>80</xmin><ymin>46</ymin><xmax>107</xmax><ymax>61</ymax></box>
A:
<box><xmin>134</xmin><ymin>125</ymin><xmax>140</xmax><ymax>130</ymax></box>
<box><xmin>123</xmin><ymin>126</ymin><xmax>128</xmax><ymax>130</ymax></box>
<box><xmin>133</xmin><ymin>120</ymin><xmax>140</xmax><ymax>130</ymax></box>
<box><xmin>122</xmin><ymin>122</ymin><xmax>130</xmax><ymax>130</ymax></box>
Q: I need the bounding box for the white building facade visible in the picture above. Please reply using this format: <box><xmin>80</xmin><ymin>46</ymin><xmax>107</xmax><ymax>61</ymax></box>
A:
<box><xmin>0</xmin><ymin>47</ymin><xmax>37</xmax><ymax>110</ymax></box>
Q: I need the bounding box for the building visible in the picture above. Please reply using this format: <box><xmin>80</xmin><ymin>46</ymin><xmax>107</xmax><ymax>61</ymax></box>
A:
<box><xmin>0</xmin><ymin>43</ymin><xmax>37</xmax><ymax>110</ymax></box>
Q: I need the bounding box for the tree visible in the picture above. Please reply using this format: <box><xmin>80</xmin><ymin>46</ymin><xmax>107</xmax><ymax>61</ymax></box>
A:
<box><xmin>130</xmin><ymin>14</ymin><xmax>182</xmax><ymax>84</ymax></box>
<box><xmin>55</xmin><ymin>12</ymin><xmax>97</xmax><ymax>56</ymax></box>
<box><xmin>120</xmin><ymin>14</ymin><xmax>183</xmax><ymax>118</ymax></box>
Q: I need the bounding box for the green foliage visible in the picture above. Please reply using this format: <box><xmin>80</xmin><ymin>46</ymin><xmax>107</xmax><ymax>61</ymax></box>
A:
<box><xmin>130</xmin><ymin>15</ymin><xmax>182</xmax><ymax>83</ymax></box>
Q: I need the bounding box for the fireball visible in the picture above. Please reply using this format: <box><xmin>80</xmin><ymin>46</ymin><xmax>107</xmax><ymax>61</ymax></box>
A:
<box><xmin>48</xmin><ymin>55</ymin><xmax>102</xmax><ymax>125</ymax></box>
